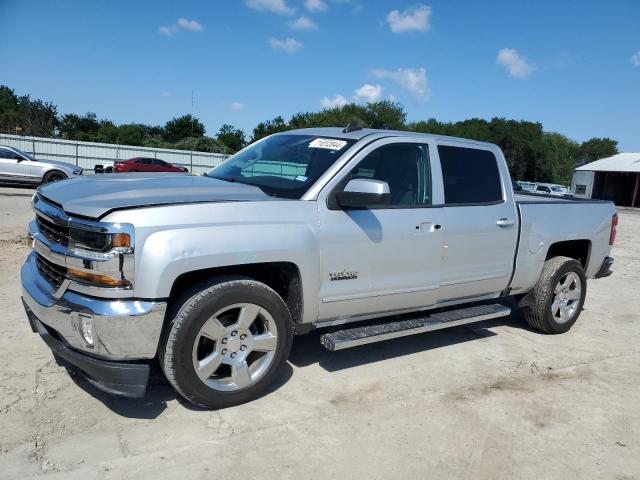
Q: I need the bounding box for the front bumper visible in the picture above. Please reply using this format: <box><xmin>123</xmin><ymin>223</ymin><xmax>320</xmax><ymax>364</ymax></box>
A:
<box><xmin>24</xmin><ymin>309</ymin><xmax>150</xmax><ymax>397</ymax></box>
<box><xmin>22</xmin><ymin>252</ymin><xmax>167</xmax><ymax>360</ymax></box>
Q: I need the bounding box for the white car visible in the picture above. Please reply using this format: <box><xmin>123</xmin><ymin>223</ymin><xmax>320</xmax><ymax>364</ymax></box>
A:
<box><xmin>0</xmin><ymin>146</ymin><xmax>83</xmax><ymax>184</ymax></box>
<box><xmin>535</xmin><ymin>183</ymin><xmax>573</xmax><ymax>197</ymax></box>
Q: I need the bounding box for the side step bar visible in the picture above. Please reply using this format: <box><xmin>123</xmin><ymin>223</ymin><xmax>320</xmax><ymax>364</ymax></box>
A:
<box><xmin>320</xmin><ymin>303</ymin><xmax>511</xmax><ymax>351</ymax></box>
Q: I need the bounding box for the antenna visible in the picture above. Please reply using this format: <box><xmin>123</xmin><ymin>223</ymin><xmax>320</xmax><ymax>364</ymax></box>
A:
<box><xmin>343</xmin><ymin>121</ymin><xmax>363</xmax><ymax>133</ymax></box>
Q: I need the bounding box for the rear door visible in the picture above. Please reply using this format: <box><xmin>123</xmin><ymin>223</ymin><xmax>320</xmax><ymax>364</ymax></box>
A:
<box><xmin>435</xmin><ymin>143</ymin><xmax>518</xmax><ymax>301</ymax></box>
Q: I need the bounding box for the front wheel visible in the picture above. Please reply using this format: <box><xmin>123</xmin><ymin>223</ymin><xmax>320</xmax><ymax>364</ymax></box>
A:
<box><xmin>161</xmin><ymin>277</ymin><xmax>293</xmax><ymax>409</ymax></box>
<box><xmin>522</xmin><ymin>256</ymin><xmax>587</xmax><ymax>334</ymax></box>
<box><xmin>42</xmin><ymin>170</ymin><xmax>67</xmax><ymax>183</ymax></box>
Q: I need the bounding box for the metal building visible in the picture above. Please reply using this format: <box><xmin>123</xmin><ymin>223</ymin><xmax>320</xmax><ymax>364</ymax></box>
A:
<box><xmin>571</xmin><ymin>153</ymin><xmax>640</xmax><ymax>206</ymax></box>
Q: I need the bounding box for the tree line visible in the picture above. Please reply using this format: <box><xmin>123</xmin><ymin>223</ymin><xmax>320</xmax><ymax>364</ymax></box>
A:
<box><xmin>0</xmin><ymin>85</ymin><xmax>618</xmax><ymax>184</ymax></box>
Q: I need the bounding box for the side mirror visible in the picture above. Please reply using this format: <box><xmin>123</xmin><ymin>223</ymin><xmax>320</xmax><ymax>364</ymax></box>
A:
<box><xmin>335</xmin><ymin>178</ymin><xmax>390</xmax><ymax>209</ymax></box>
<box><xmin>15</xmin><ymin>155</ymin><xmax>24</xmax><ymax>162</ymax></box>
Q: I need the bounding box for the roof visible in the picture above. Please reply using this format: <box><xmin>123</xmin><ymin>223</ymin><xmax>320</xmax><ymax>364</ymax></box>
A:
<box><xmin>576</xmin><ymin>153</ymin><xmax>640</xmax><ymax>173</ymax></box>
<box><xmin>281</xmin><ymin>127</ymin><xmax>497</xmax><ymax>148</ymax></box>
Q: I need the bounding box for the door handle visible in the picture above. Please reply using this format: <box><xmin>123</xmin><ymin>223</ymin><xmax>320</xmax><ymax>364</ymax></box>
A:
<box><xmin>496</xmin><ymin>218</ymin><xmax>515</xmax><ymax>227</ymax></box>
<box><xmin>415</xmin><ymin>222</ymin><xmax>442</xmax><ymax>233</ymax></box>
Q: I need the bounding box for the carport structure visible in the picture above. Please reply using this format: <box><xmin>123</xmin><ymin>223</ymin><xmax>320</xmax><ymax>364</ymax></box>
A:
<box><xmin>572</xmin><ymin>153</ymin><xmax>640</xmax><ymax>206</ymax></box>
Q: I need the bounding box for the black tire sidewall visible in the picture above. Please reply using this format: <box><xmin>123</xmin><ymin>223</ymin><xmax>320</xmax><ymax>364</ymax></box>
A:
<box><xmin>542</xmin><ymin>260</ymin><xmax>587</xmax><ymax>334</ymax></box>
<box><xmin>166</xmin><ymin>280</ymin><xmax>292</xmax><ymax>408</ymax></box>
<box><xmin>43</xmin><ymin>171</ymin><xmax>66</xmax><ymax>183</ymax></box>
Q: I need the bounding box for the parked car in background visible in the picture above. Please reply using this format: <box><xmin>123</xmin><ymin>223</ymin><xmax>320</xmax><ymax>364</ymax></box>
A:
<box><xmin>94</xmin><ymin>161</ymin><xmax>115</xmax><ymax>174</ymax></box>
<box><xmin>535</xmin><ymin>183</ymin><xmax>573</xmax><ymax>197</ymax></box>
<box><xmin>0</xmin><ymin>146</ymin><xmax>83</xmax><ymax>185</ymax></box>
<box><xmin>114</xmin><ymin>157</ymin><xmax>188</xmax><ymax>173</ymax></box>
<box><xmin>516</xmin><ymin>181</ymin><xmax>537</xmax><ymax>192</ymax></box>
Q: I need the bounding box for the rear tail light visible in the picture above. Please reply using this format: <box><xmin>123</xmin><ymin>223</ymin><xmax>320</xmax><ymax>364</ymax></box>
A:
<box><xmin>609</xmin><ymin>213</ymin><xmax>618</xmax><ymax>245</ymax></box>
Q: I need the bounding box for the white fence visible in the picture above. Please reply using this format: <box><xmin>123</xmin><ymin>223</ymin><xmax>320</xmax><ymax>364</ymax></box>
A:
<box><xmin>0</xmin><ymin>134</ymin><xmax>229</xmax><ymax>175</ymax></box>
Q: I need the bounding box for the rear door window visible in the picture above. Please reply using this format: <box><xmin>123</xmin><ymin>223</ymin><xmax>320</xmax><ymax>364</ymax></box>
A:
<box><xmin>438</xmin><ymin>145</ymin><xmax>502</xmax><ymax>205</ymax></box>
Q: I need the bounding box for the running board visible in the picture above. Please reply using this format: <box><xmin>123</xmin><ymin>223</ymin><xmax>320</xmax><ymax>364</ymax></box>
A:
<box><xmin>319</xmin><ymin>303</ymin><xmax>511</xmax><ymax>351</ymax></box>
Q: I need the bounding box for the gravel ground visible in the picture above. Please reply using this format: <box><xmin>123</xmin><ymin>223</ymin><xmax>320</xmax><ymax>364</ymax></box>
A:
<box><xmin>0</xmin><ymin>186</ymin><xmax>638</xmax><ymax>479</ymax></box>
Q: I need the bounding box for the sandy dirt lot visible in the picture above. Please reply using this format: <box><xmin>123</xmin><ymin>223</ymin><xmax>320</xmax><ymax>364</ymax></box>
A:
<box><xmin>0</xmin><ymin>186</ymin><xmax>638</xmax><ymax>479</ymax></box>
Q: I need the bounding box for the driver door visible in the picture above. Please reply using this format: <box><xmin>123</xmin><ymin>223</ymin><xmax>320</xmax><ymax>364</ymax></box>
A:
<box><xmin>317</xmin><ymin>139</ymin><xmax>444</xmax><ymax>321</ymax></box>
<box><xmin>0</xmin><ymin>148</ymin><xmax>32</xmax><ymax>182</ymax></box>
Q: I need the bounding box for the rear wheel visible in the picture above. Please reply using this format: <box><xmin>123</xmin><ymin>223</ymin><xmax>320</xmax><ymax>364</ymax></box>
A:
<box><xmin>161</xmin><ymin>276</ymin><xmax>293</xmax><ymax>409</ymax></box>
<box><xmin>522</xmin><ymin>256</ymin><xmax>587</xmax><ymax>334</ymax></box>
<box><xmin>42</xmin><ymin>170</ymin><xmax>67</xmax><ymax>183</ymax></box>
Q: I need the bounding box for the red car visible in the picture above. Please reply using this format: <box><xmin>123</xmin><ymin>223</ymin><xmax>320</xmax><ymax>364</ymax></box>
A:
<box><xmin>114</xmin><ymin>157</ymin><xmax>189</xmax><ymax>173</ymax></box>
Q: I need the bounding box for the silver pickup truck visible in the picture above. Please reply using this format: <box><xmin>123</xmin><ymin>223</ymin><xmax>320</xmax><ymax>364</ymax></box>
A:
<box><xmin>21</xmin><ymin>127</ymin><xmax>617</xmax><ymax>409</ymax></box>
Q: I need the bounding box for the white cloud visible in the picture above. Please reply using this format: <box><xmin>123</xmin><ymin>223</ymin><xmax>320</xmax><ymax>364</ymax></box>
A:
<box><xmin>159</xmin><ymin>18</ymin><xmax>203</xmax><ymax>36</ymax></box>
<box><xmin>159</xmin><ymin>25</ymin><xmax>179</xmax><ymax>36</ymax></box>
<box><xmin>386</xmin><ymin>5</ymin><xmax>431</xmax><ymax>33</ymax></box>
<box><xmin>161</xmin><ymin>91</ymin><xmax>174</xmax><ymax>97</ymax></box>
<box><xmin>177</xmin><ymin>17</ymin><xmax>203</xmax><ymax>31</ymax></box>
<box><xmin>288</xmin><ymin>16</ymin><xmax>318</xmax><ymax>31</ymax></box>
<box><xmin>269</xmin><ymin>37</ymin><xmax>303</xmax><ymax>52</ymax></box>
<box><xmin>353</xmin><ymin>83</ymin><xmax>382</xmax><ymax>103</ymax></box>
<box><xmin>320</xmin><ymin>94</ymin><xmax>348</xmax><ymax>108</ymax></box>
<box><xmin>231</xmin><ymin>101</ymin><xmax>245</xmax><ymax>111</ymax></box>
<box><xmin>246</xmin><ymin>0</ymin><xmax>294</xmax><ymax>15</ymax></box>
<box><xmin>631</xmin><ymin>51</ymin><xmax>640</xmax><ymax>67</ymax></box>
<box><xmin>305</xmin><ymin>0</ymin><xmax>327</xmax><ymax>12</ymax></box>
<box><xmin>496</xmin><ymin>48</ymin><xmax>535</xmax><ymax>78</ymax></box>
<box><xmin>372</xmin><ymin>67</ymin><xmax>428</xmax><ymax>97</ymax></box>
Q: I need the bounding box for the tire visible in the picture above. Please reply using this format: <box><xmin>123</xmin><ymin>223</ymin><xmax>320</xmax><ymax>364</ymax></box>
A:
<box><xmin>161</xmin><ymin>276</ymin><xmax>293</xmax><ymax>409</ymax></box>
<box><xmin>42</xmin><ymin>170</ymin><xmax>67</xmax><ymax>184</ymax></box>
<box><xmin>522</xmin><ymin>256</ymin><xmax>587</xmax><ymax>334</ymax></box>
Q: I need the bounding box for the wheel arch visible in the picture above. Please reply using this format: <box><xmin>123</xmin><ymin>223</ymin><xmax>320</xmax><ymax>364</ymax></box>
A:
<box><xmin>545</xmin><ymin>239</ymin><xmax>591</xmax><ymax>270</ymax></box>
<box><xmin>168</xmin><ymin>262</ymin><xmax>305</xmax><ymax>331</ymax></box>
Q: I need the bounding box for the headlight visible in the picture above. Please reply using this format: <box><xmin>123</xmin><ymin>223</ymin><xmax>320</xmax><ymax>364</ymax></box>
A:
<box><xmin>69</xmin><ymin>227</ymin><xmax>131</xmax><ymax>253</ymax></box>
<box><xmin>73</xmin><ymin>169</ymin><xmax>83</xmax><ymax>175</ymax></box>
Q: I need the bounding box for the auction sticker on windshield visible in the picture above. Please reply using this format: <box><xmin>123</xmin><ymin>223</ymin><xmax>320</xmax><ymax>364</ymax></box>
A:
<box><xmin>309</xmin><ymin>138</ymin><xmax>348</xmax><ymax>150</ymax></box>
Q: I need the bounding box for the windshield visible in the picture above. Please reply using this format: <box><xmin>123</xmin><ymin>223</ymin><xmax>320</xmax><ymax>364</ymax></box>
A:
<box><xmin>12</xmin><ymin>147</ymin><xmax>34</xmax><ymax>161</ymax></box>
<box><xmin>206</xmin><ymin>134</ymin><xmax>356</xmax><ymax>199</ymax></box>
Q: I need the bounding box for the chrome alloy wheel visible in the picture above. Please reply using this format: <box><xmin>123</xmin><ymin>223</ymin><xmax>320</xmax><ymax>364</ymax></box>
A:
<box><xmin>551</xmin><ymin>272</ymin><xmax>582</xmax><ymax>324</ymax></box>
<box><xmin>191</xmin><ymin>303</ymin><xmax>278</xmax><ymax>392</ymax></box>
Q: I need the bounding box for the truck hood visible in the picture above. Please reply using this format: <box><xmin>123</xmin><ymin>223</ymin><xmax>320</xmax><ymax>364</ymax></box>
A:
<box><xmin>38</xmin><ymin>173</ymin><xmax>273</xmax><ymax>219</ymax></box>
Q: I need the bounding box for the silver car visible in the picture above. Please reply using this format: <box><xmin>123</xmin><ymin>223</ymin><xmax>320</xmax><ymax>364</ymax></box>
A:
<box><xmin>0</xmin><ymin>146</ymin><xmax>83</xmax><ymax>185</ymax></box>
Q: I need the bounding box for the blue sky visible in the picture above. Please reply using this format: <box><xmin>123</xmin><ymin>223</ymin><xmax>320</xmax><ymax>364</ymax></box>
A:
<box><xmin>1</xmin><ymin>0</ymin><xmax>639</xmax><ymax>149</ymax></box>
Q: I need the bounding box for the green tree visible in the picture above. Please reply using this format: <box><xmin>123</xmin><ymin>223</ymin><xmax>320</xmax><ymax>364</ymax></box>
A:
<box><xmin>251</xmin><ymin>116</ymin><xmax>290</xmax><ymax>142</ymax></box>
<box><xmin>171</xmin><ymin>136</ymin><xmax>228</xmax><ymax>153</ymax></box>
<box><xmin>542</xmin><ymin>133</ymin><xmax>580</xmax><ymax>185</ymax></box>
<box><xmin>216</xmin><ymin>124</ymin><xmax>245</xmax><ymax>153</ymax></box>
<box><xmin>59</xmin><ymin>112</ymin><xmax>101</xmax><ymax>140</ymax></box>
<box><xmin>163</xmin><ymin>114</ymin><xmax>205</xmax><ymax>143</ymax></box>
<box><xmin>16</xmin><ymin>95</ymin><xmax>58</xmax><ymax>137</ymax></box>
<box><xmin>0</xmin><ymin>86</ymin><xmax>19</xmax><ymax>133</ymax></box>
<box><xmin>578</xmin><ymin>138</ymin><xmax>618</xmax><ymax>166</ymax></box>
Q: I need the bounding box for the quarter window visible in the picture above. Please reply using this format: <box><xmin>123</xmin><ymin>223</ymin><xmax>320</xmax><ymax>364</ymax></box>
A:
<box><xmin>349</xmin><ymin>144</ymin><xmax>431</xmax><ymax>206</ymax></box>
<box><xmin>438</xmin><ymin>145</ymin><xmax>502</xmax><ymax>204</ymax></box>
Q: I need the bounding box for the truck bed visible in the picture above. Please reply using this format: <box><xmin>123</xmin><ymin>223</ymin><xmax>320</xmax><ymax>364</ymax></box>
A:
<box><xmin>514</xmin><ymin>193</ymin><xmax>610</xmax><ymax>204</ymax></box>
<box><xmin>508</xmin><ymin>194</ymin><xmax>615</xmax><ymax>296</ymax></box>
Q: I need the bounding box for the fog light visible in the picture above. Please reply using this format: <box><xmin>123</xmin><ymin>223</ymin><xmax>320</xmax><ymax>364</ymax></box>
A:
<box><xmin>78</xmin><ymin>314</ymin><xmax>94</xmax><ymax>347</ymax></box>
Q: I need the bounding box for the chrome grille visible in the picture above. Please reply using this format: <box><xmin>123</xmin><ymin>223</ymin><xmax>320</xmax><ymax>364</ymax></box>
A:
<box><xmin>35</xmin><ymin>254</ymin><xmax>67</xmax><ymax>289</ymax></box>
<box><xmin>36</xmin><ymin>214</ymin><xmax>69</xmax><ymax>247</ymax></box>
